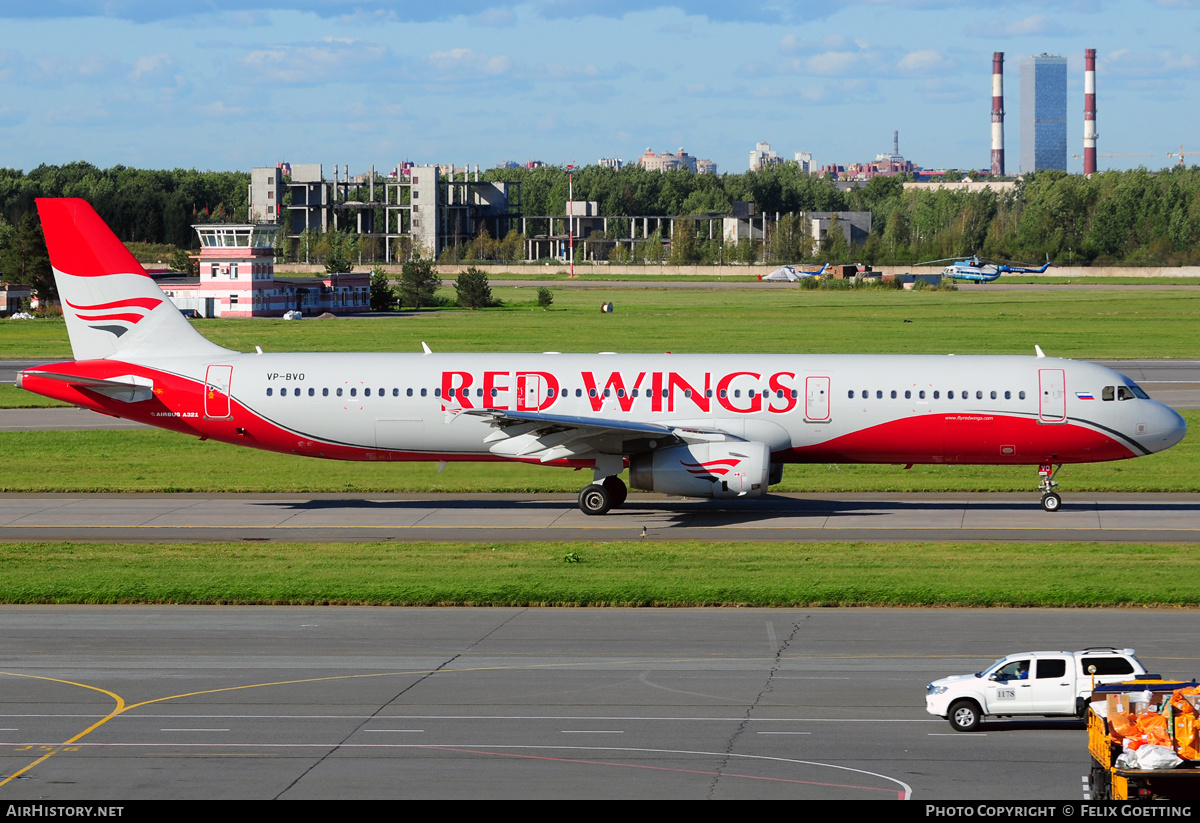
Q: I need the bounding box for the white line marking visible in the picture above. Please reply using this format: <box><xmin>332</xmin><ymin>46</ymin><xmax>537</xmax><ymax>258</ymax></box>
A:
<box><xmin>757</xmin><ymin>731</ymin><xmax>812</xmax><ymax>735</ymax></box>
<box><xmin>363</xmin><ymin>730</ymin><xmax>424</xmax><ymax>733</ymax></box>
<box><xmin>562</xmin><ymin>730</ymin><xmax>624</xmax><ymax>734</ymax></box>
<box><xmin>161</xmin><ymin>728</ymin><xmax>229</xmax><ymax>732</ymax></box>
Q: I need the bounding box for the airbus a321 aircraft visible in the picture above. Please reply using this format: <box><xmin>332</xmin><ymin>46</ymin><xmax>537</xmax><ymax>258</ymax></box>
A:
<box><xmin>18</xmin><ymin>199</ymin><xmax>1187</xmax><ymax>515</ymax></box>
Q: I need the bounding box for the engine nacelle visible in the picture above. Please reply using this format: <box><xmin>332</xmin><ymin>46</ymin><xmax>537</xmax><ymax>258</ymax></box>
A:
<box><xmin>629</xmin><ymin>441</ymin><xmax>771</xmax><ymax>499</ymax></box>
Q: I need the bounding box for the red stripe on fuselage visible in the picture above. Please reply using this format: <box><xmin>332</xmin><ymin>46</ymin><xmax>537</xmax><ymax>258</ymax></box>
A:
<box><xmin>782</xmin><ymin>412</ymin><xmax>1136</xmax><ymax>465</ymax></box>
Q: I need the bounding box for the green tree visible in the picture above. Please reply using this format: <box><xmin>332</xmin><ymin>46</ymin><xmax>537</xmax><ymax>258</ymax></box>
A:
<box><xmin>397</xmin><ymin>255</ymin><xmax>440</xmax><ymax>309</ymax></box>
<box><xmin>455</xmin><ymin>267</ymin><xmax>494</xmax><ymax>309</ymax></box>
<box><xmin>771</xmin><ymin>213</ymin><xmax>810</xmax><ymax>262</ymax></box>
<box><xmin>536</xmin><ymin>287</ymin><xmax>553</xmax><ymax>309</ymax></box>
<box><xmin>369</xmin><ymin>267</ymin><xmax>395</xmax><ymax>311</ymax></box>
<box><xmin>0</xmin><ymin>213</ymin><xmax>54</xmax><ymax>298</ymax></box>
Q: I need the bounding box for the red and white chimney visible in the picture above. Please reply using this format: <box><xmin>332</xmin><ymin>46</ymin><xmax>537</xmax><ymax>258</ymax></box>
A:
<box><xmin>991</xmin><ymin>52</ymin><xmax>1005</xmax><ymax>177</ymax></box>
<box><xmin>1083</xmin><ymin>49</ymin><xmax>1098</xmax><ymax>175</ymax></box>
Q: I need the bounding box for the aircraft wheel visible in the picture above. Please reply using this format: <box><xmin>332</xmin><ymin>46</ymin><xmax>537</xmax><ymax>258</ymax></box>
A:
<box><xmin>579</xmin><ymin>484</ymin><xmax>612</xmax><ymax>516</ymax></box>
<box><xmin>602</xmin><ymin>476</ymin><xmax>628</xmax><ymax>508</ymax></box>
<box><xmin>1041</xmin><ymin>492</ymin><xmax>1062</xmax><ymax>513</ymax></box>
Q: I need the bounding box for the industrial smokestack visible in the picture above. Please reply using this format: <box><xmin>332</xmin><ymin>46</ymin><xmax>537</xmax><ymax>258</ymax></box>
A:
<box><xmin>991</xmin><ymin>52</ymin><xmax>1005</xmax><ymax>176</ymax></box>
<box><xmin>893</xmin><ymin>130</ymin><xmax>899</xmax><ymax>156</ymax></box>
<box><xmin>1084</xmin><ymin>48</ymin><xmax>1098</xmax><ymax>175</ymax></box>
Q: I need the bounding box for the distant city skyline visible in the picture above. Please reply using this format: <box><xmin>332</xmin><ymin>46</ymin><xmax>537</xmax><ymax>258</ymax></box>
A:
<box><xmin>1</xmin><ymin>2</ymin><xmax>1197</xmax><ymax>176</ymax></box>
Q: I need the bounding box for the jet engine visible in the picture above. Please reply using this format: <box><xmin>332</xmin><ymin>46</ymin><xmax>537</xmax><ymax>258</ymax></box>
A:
<box><xmin>629</xmin><ymin>441</ymin><xmax>772</xmax><ymax>499</ymax></box>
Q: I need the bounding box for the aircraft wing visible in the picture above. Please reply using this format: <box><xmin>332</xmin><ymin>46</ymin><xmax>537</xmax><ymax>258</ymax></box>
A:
<box><xmin>456</xmin><ymin>408</ymin><xmax>741</xmax><ymax>463</ymax></box>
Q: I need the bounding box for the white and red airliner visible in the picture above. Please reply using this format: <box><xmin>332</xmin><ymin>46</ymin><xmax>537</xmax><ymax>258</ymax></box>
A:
<box><xmin>18</xmin><ymin>198</ymin><xmax>1187</xmax><ymax>514</ymax></box>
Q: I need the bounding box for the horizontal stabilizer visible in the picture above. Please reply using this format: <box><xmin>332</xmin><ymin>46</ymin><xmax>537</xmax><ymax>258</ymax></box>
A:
<box><xmin>20</xmin><ymin>370</ymin><xmax>154</xmax><ymax>403</ymax></box>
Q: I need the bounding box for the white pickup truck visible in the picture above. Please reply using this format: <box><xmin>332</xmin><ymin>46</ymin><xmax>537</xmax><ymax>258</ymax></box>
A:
<box><xmin>925</xmin><ymin>648</ymin><xmax>1147</xmax><ymax>732</ymax></box>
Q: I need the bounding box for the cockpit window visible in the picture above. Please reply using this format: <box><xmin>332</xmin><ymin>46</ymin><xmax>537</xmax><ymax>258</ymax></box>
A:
<box><xmin>1102</xmin><ymin>386</ymin><xmax>1115</xmax><ymax>401</ymax></box>
<box><xmin>1117</xmin><ymin>386</ymin><xmax>1134</xmax><ymax>401</ymax></box>
<box><xmin>1127</xmin><ymin>384</ymin><xmax>1149</xmax><ymax>399</ymax></box>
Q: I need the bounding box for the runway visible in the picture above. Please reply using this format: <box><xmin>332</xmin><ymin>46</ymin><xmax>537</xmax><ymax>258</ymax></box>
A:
<box><xmin>1</xmin><ymin>491</ymin><xmax>1197</xmax><ymax>543</ymax></box>
<box><xmin>1</xmin><ymin>606</ymin><xmax>1196</xmax><ymax>800</ymax></box>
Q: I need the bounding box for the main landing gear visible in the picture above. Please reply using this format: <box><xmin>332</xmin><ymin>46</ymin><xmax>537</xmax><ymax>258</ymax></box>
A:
<box><xmin>579</xmin><ymin>475</ymin><xmax>628</xmax><ymax>516</ymax></box>
<box><xmin>1038</xmin><ymin>462</ymin><xmax>1063</xmax><ymax>512</ymax></box>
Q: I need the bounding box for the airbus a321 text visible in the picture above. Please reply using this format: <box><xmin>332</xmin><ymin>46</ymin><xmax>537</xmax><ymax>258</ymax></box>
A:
<box><xmin>923</xmin><ymin>255</ymin><xmax>1054</xmax><ymax>283</ymax></box>
<box><xmin>18</xmin><ymin>199</ymin><xmax>1186</xmax><ymax>515</ymax></box>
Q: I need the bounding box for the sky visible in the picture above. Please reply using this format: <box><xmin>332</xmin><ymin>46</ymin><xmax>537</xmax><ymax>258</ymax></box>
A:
<box><xmin>1</xmin><ymin>1</ymin><xmax>1197</xmax><ymax>177</ymax></box>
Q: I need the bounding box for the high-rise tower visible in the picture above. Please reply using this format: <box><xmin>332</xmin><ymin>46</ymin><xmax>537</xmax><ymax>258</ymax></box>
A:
<box><xmin>991</xmin><ymin>52</ymin><xmax>1005</xmax><ymax>176</ymax></box>
<box><xmin>1020</xmin><ymin>54</ymin><xmax>1067</xmax><ymax>173</ymax></box>
<box><xmin>1083</xmin><ymin>49</ymin><xmax>1098</xmax><ymax>175</ymax></box>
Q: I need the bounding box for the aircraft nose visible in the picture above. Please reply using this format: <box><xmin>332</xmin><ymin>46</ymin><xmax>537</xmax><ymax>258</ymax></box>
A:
<box><xmin>1150</xmin><ymin>403</ymin><xmax>1187</xmax><ymax>453</ymax></box>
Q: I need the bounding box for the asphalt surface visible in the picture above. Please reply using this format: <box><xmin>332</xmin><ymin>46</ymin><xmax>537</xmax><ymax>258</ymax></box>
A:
<box><xmin>1</xmin><ymin>606</ymin><xmax>1196</xmax><ymax>800</ymax></box>
<box><xmin>0</xmin><ymin>491</ymin><xmax>1193</xmax><ymax>544</ymax></box>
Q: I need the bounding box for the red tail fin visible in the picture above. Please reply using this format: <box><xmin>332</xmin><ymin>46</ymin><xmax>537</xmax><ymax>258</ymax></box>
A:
<box><xmin>36</xmin><ymin>198</ymin><xmax>150</xmax><ymax>279</ymax></box>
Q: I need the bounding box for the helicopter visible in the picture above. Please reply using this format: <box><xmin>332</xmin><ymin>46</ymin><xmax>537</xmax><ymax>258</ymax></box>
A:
<box><xmin>918</xmin><ymin>254</ymin><xmax>1053</xmax><ymax>283</ymax></box>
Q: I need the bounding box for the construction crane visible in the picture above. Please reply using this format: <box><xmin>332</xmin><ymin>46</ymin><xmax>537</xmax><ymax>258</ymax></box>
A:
<box><xmin>1167</xmin><ymin>145</ymin><xmax>1199</xmax><ymax>166</ymax></box>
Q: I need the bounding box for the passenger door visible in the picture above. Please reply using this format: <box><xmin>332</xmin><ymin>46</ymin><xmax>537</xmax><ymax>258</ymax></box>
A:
<box><xmin>1029</xmin><ymin>656</ymin><xmax>1075</xmax><ymax>713</ymax></box>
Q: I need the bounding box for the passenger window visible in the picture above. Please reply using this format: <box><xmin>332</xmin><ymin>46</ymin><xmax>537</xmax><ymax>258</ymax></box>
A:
<box><xmin>420</xmin><ymin>388</ymin><xmax>427</xmax><ymax>397</ymax></box>
<box><xmin>1019</xmin><ymin>391</ymin><xmax>1026</xmax><ymax>400</ymax></box>
<box><xmin>393</xmin><ymin>389</ymin><xmax>399</xmax><ymax>397</ymax></box>
<box><xmin>976</xmin><ymin>390</ymin><xmax>983</xmax><ymax>400</ymax></box>
<box><xmin>948</xmin><ymin>391</ymin><xmax>955</xmax><ymax>399</ymax></box>
<box><xmin>588</xmin><ymin>388</ymin><xmax>596</xmax><ymax>398</ymax></box>
<box><xmin>720</xmin><ymin>390</ymin><xmax>727</xmax><ymax>398</ymax></box>
<box><xmin>491</xmin><ymin>388</ymin><xmax>497</xmax><ymax>397</ymax></box>
<box><xmin>1081</xmin><ymin>657</ymin><xmax>1134</xmax><ymax>676</ymax></box>
<box><xmin>875</xmin><ymin>390</ymin><xmax>882</xmax><ymax>399</ymax></box>
<box><xmin>1036</xmin><ymin>659</ymin><xmax>1067</xmax><ymax>679</ymax></box>
<box><xmin>1102</xmin><ymin>386</ymin><xmax>1115</xmax><ymax>401</ymax></box>
<box><xmin>919</xmin><ymin>391</ymin><xmax>926</xmax><ymax>399</ymax></box>
<box><xmin>337</xmin><ymin>388</ymin><xmax>343</xmax><ymax>397</ymax></box>
<box><xmin>365</xmin><ymin>388</ymin><xmax>372</xmax><ymax>397</ymax></box>
<box><xmin>905</xmin><ymin>390</ymin><xmax>911</xmax><ymax>399</ymax></box>
<box><xmin>266</xmin><ymin>387</ymin><xmax>273</xmax><ymax>396</ymax></box>
<box><xmin>1004</xmin><ymin>391</ymin><xmax>1011</xmax><ymax>400</ymax></box>
<box><xmin>933</xmin><ymin>391</ymin><xmax>939</xmax><ymax>399</ymax></box>
<box><xmin>890</xmin><ymin>390</ymin><xmax>896</xmax><ymax>399</ymax></box>
<box><xmin>407</xmin><ymin>388</ymin><xmax>413</xmax><ymax>397</ymax></box>
<box><xmin>351</xmin><ymin>388</ymin><xmax>357</xmax><ymax>397</ymax></box>
<box><xmin>308</xmin><ymin>388</ymin><xmax>315</xmax><ymax>397</ymax></box>
<box><xmin>848</xmin><ymin>390</ymin><xmax>855</xmax><ymax>399</ymax></box>
<box><xmin>323</xmin><ymin>388</ymin><xmax>329</xmax><ymax>397</ymax></box>
<box><xmin>990</xmin><ymin>391</ymin><xmax>997</xmax><ymax>399</ymax></box>
<box><xmin>434</xmin><ymin>388</ymin><xmax>440</xmax><ymax>397</ymax></box>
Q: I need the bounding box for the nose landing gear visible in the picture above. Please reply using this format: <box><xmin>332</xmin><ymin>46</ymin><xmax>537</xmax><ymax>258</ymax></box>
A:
<box><xmin>1038</xmin><ymin>463</ymin><xmax>1062</xmax><ymax>512</ymax></box>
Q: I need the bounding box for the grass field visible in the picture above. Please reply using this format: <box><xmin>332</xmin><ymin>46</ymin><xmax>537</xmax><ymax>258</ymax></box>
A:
<box><xmin>4</xmin><ymin>286</ymin><xmax>1200</xmax><ymax>361</ymax></box>
<box><xmin>2</xmin><ymin>540</ymin><xmax>1198</xmax><ymax>607</ymax></box>
<box><xmin>3</xmin><ymin>282</ymin><xmax>1197</xmax><ymax>609</ymax></box>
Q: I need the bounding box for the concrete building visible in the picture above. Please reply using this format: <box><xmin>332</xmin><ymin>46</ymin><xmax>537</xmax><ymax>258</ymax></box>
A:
<box><xmin>249</xmin><ymin>167</ymin><xmax>283</xmax><ymax>223</ymax></box>
<box><xmin>749</xmin><ymin>142</ymin><xmax>782</xmax><ymax>171</ymax></box>
<box><xmin>158</xmin><ymin>223</ymin><xmax>369</xmax><ymax>317</ymax></box>
<box><xmin>794</xmin><ymin>151</ymin><xmax>813</xmax><ymax>173</ymax></box>
<box><xmin>598</xmin><ymin>158</ymin><xmax>624</xmax><ymax>170</ymax></box>
<box><xmin>637</xmin><ymin>147</ymin><xmax>714</xmax><ymax>173</ymax></box>
<box><xmin>1020</xmin><ymin>54</ymin><xmax>1068</xmax><ymax>172</ymax></box>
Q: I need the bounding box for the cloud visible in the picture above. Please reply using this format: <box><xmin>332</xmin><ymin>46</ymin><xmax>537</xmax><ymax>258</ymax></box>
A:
<box><xmin>32</xmin><ymin>51</ymin><xmax>121</xmax><ymax>84</ymax></box>
<box><xmin>896</xmin><ymin>49</ymin><xmax>952</xmax><ymax>76</ymax></box>
<box><xmin>242</xmin><ymin>38</ymin><xmax>389</xmax><ymax>85</ymax></box>
<box><xmin>427</xmin><ymin>48</ymin><xmax>515</xmax><ymax>79</ymax></box>
<box><xmin>0</xmin><ymin>0</ymin><xmax>846</xmax><ymax>24</ymax></box>
<box><xmin>966</xmin><ymin>14</ymin><xmax>1066</xmax><ymax>37</ymax></box>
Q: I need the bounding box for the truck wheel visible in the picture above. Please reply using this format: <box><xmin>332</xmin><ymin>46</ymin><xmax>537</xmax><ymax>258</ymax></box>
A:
<box><xmin>949</xmin><ymin>700</ymin><xmax>981</xmax><ymax>732</ymax></box>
